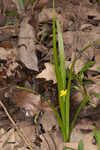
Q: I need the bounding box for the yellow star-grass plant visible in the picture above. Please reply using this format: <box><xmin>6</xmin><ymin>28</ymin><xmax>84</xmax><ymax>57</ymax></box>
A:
<box><xmin>52</xmin><ymin>0</ymin><xmax>100</xmax><ymax>142</ymax></box>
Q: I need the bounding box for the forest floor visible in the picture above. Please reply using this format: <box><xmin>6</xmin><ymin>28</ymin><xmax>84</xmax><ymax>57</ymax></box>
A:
<box><xmin>0</xmin><ymin>0</ymin><xmax>100</xmax><ymax>149</ymax></box>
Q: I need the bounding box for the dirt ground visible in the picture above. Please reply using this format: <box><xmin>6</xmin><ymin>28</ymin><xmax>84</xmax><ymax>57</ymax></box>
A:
<box><xmin>0</xmin><ymin>0</ymin><xmax>100</xmax><ymax>150</ymax></box>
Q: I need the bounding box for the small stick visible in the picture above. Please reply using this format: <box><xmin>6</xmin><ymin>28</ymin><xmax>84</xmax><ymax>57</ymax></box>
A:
<box><xmin>0</xmin><ymin>100</ymin><xmax>33</xmax><ymax>150</ymax></box>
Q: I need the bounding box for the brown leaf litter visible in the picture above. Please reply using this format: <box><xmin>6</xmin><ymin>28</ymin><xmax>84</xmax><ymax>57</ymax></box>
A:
<box><xmin>12</xmin><ymin>90</ymin><xmax>52</xmax><ymax>117</ymax></box>
<box><xmin>0</xmin><ymin>0</ymin><xmax>100</xmax><ymax>150</ymax></box>
<box><xmin>18</xmin><ymin>17</ymin><xmax>38</xmax><ymax>71</ymax></box>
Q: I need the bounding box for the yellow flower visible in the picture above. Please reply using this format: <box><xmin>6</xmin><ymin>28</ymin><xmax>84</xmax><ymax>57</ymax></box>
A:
<box><xmin>60</xmin><ymin>89</ymin><xmax>67</xmax><ymax>97</ymax></box>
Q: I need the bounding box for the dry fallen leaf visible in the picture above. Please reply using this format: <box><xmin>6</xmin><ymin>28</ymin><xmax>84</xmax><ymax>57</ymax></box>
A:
<box><xmin>39</xmin><ymin>111</ymin><xmax>58</xmax><ymax>132</ymax></box>
<box><xmin>13</xmin><ymin>90</ymin><xmax>41</xmax><ymax>117</ymax></box>
<box><xmin>35</xmin><ymin>0</ymin><xmax>48</xmax><ymax>10</ymax></box>
<box><xmin>37</xmin><ymin>63</ymin><xmax>57</xmax><ymax>83</ymax></box>
<box><xmin>65</xmin><ymin>55</ymin><xmax>89</xmax><ymax>74</ymax></box>
<box><xmin>0</xmin><ymin>13</ymin><xmax>6</xmax><ymax>27</ymax></box>
<box><xmin>12</xmin><ymin>0</ymin><xmax>23</xmax><ymax>14</ymax></box>
<box><xmin>40</xmin><ymin>133</ymin><xmax>56</xmax><ymax>150</ymax></box>
<box><xmin>15</xmin><ymin>122</ymin><xmax>36</xmax><ymax>147</ymax></box>
<box><xmin>36</xmin><ymin>58</ymin><xmax>88</xmax><ymax>83</ymax></box>
<box><xmin>63</xmin><ymin>28</ymin><xmax>100</xmax><ymax>60</ymax></box>
<box><xmin>56</xmin><ymin>119</ymin><xmax>97</xmax><ymax>150</ymax></box>
<box><xmin>70</xmin><ymin>127</ymin><xmax>98</xmax><ymax>150</ymax></box>
<box><xmin>58</xmin><ymin>142</ymin><xmax>78</xmax><ymax>150</ymax></box>
<box><xmin>0</xmin><ymin>47</ymin><xmax>8</xmax><ymax>60</ymax></box>
<box><xmin>38</xmin><ymin>8</ymin><xmax>65</xmax><ymax>30</ymax></box>
<box><xmin>0</xmin><ymin>41</ymin><xmax>13</xmax><ymax>49</ymax></box>
<box><xmin>0</xmin><ymin>126</ymin><xmax>38</xmax><ymax>150</ymax></box>
<box><xmin>0</xmin><ymin>47</ymin><xmax>18</xmax><ymax>77</ymax></box>
<box><xmin>74</xmin><ymin>56</ymin><xmax>89</xmax><ymax>74</ymax></box>
<box><xmin>13</xmin><ymin>90</ymin><xmax>52</xmax><ymax>117</ymax></box>
<box><xmin>18</xmin><ymin>17</ymin><xmax>38</xmax><ymax>71</ymax></box>
<box><xmin>0</xmin><ymin>128</ymin><xmax>15</xmax><ymax>150</ymax></box>
<box><xmin>85</xmin><ymin>79</ymin><xmax>100</xmax><ymax>106</ymax></box>
<box><xmin>89</xmin><ymin>55</ymin><xmax>100</xmax><ymax>72</ymax></box>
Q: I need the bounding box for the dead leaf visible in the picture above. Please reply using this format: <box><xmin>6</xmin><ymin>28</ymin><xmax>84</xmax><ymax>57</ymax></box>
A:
<box><xmin>0</xmin><ymin>13</ymin><xmax>6</xmax><ymax>27</ymax></box>
<box><xmin>36</xmin><ymin>57</ymin><xmax>88</xmax><ymax>83</ymax></box>
<box><xmin>15</xmin><ymin>122</ymin><xmax>36</xmax><ymax>146</ymax></box>
<box><xmin>86</xmin><ymin>9</ymin><xmax>100</xmax><ymax>20</ymax></box>
<box><xmin>18</xmin><ymin>17</ymin><xmax>38</xmax><ymax>71</ymax></box>
<box><xmin>86</xmin><ymin>79</ymin><xmax>100</xmax><ymax>106</ymax></box>
<box><xmin>0</xmin><ymin>47</ymin><xmax>18</xmax><ymax>77</ymax></box>
<box><xmin>80</xmin><ymin>23</ymin><xmax>93</xmax><ymax>31</ymax></box>
<box><xmin>0</xmin><ymin>41</ymin><xmax>13</xmax><ymax>49</ymax></box>
<box><xmin>40</xmin><ymin>133</ymin><xmax>56</xmax><ymax>150</ymax></box>
<box><xmin>13</xmin><ymin>90</ymin><xmax>41</xmax><ymax>117</ymax></box>
<box><xmin>35</xmin><ymin>0</ymin><xmax>49</xmax><ymax>10</ymax></box>
<box><xmin>65</xmin><ymin>55</ymin><xmax>89</xmax><ymax>74</ymax></box>
<box><xmin>63</xmin><ymin>28</ymin><xmax>100</xmax><ymax>60</ymax></box>
<box><xmin>51</xmin><ymin>119</ymin><xmax>96</xmax><ymax>150</ymax></box>
<box><xmin>74</xmin><ymin>56</ymin><xmax>89</xmax><ymax>74</ymax></box>
<box><xmin>12</xmin><ymin>0</ymin><xmax>23</xmax><ymax>14</ymax></box>
<box><xmin>37</xmin><ymin>63</ymin><xmax>57</xmax><ymax>83</ymax></box>
<box><xmin>0</xmin><ymin>126</ymin><xmax>38</xmax><ymax>150</ymax></box>
<box><xmin>58</xmin><ymin>142</ymin><xmax>78</xmax><ymax>150</ymax></box>
<box><xmin>39</xmin><ymin>111</ymin><xmax>58</xmax><ymax>132</ymax></box>
<box><xmin>13</xmin><ymin>90</ymin><xmax>52</xmax><ymax>117</ymax></box>
<box><xmin>0</xmin><ymin>47</ymin><xmax>7</xmax><ymax>60</ymax></box>
<box><xmin>70</xmin><ymin>127</ymin><xmax>98</xmax><ymax>150</ymax></box>
<box><xmin>89</xmin><ymin>55</ymin><xmax>100</xmax><ymax>72</ymax></box>
<box><xmin>38</xmin><ymin>8</ymin><xmax>65</xmax><ymax>30</ymax></box>
<box><xmin>0</xmin><ymin>128</ymin><xmax>15</xmax><ymax>150</ymax></box>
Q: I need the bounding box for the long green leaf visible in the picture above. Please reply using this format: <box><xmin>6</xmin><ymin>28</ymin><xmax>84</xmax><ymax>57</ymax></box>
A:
<box><xmin>53</xmin><ymin>0</ymin><xmax>67</xmax><ymax>139</ymax></box>
<box><xmin>56</xmin><ymin>19</ymin><xmax>66</xmax><ymax>89</ymax></box>
<box><xmin>78</xmin><ymin>140</ymin><xmax>83</xmax><ymax>150</ymax></box>
<box><xmin>92</xmin><ymin>126</ymin><xmax>100</xmax><ymax>150</ymax></box>
<box><xmin>65</xmin><ymin>59</ymin><xmax>75</xmax><ymax>141</ymax></box>
<box><xmin>53</xmin><ymin>0</ymin><xmax>64</xmax><ymax>121</ymax></box>
<box><xmin>18</xmin><ymin>0</ymin><xmax>25</xmax><ymax>10</ymax></box>
<box><xmin>79</xmin><ymin>61</ymin><xmax>95</xmax><ymax>75</ymax></box>
<box><xmin>56</xmin><ymin>19</ymin><xmax>67</xmax><ymax>139</ymax></box>
<box><xmin>73</xmin><ymin>85</ymin><xmax>81</xmax><ymax>92</ymax></box>
<box><xmin>93</xmin><ymin>92</ymin><xmax>100</xmax><ymax>99</ymax></box>
<box><xmin>53</xmin><ymin>1</ymin><xmax>60</xmax><ymax>83</ymax></box>
<box><xmin>63</xmin><ymin>147</ymin><xmax>72</xmax><ymax>150</ymax></box>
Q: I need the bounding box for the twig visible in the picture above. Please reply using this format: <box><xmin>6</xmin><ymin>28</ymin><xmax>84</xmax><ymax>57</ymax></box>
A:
<box><xmin>0</xmin><ymin>100</ymin><xmax>33</xmax><ymax>150</ymax></box>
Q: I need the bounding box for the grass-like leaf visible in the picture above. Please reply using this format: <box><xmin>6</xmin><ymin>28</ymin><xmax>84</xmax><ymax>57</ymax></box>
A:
<box><xmin>78</xmin><ymin>140</ymin><xmax>84</xmax><ymax>150</ymax></box>
<box><xmin>18</xmin><ymin>0</ymin><xmax>25</xmax><ymax>10</ymax></box>
<box><xmin>92</xmin><ymin>126</ymin><xmax>100</xmax><ymax>149</ymax></box>
<box><xmin>6</xmin><ymin>11</ymin><xmax>19</xmax><ymax>17</ymax></box>
<box><xmin>93</xmin><ymin>92</ymin><xmax>100</xmax><ymax>99</ymax></box>
<box><xmin>97</xmin><ymin>66</ymin><xmax>100</xmax><ymax>72</ymax></box>
<box><xmin>56</xmin><ymin>20</ymin><xmax>66</xmax><ymax>89</ymax></box>
<box><xmin>56</xmin><ymin>19</ymin><xmax>67</xmax><ymax>140</ymax></box>
<box><xmin>79</xmin><ymin>61</ymin><xmax>95</xmax><ymax>75</ymax></box>
<box><xmin>73</xmin><ymin>85</ymin><xmax>81</xmax><ymax>92</ymax></box>
<box><xmin>63</xmin><ymin>147</ymin><xmax>72</xmax><ymax>150</ymax></box>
